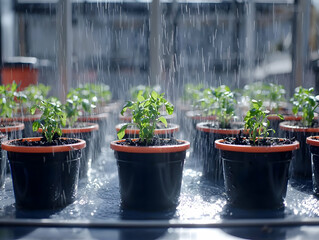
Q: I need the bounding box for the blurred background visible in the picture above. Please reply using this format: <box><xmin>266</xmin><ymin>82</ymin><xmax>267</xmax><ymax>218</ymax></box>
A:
<box><xmin>0</xmin><ymin>0</ymin><xmax>318</xmax><ymax>102</ymax></box>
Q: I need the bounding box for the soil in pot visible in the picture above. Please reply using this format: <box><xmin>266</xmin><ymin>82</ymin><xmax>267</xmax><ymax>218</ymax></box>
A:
<box><xmin>2</xmin><ymin>137</ymin><xmax>85</xmax><ymax>209</ymax></box>
<box><xmin>61</xmin><ymin>122</ymin><xmax>99</xmax><ymax>179</ymax></box>
<box><xmin>216</xmin><ymin>137</ymin><xmax>299</xmax><ymax>210</ymax></box>
<box><xmin>115</xmin><ymin>123</ymin><xmax>179</xmax><ymax>140</ymax></box>
<box><xmin>280</xmin><ymin>121</ymin><xmax>319</xmax><ymax>182</ymax></box>
<box><xmin>110</xmin><ymin>138</ymin><xmax>190</xmax><ymax>211</ymax></box>
<box><xmin>196</xmin><ymin>122</ymin><xmax>244</xmax><ymax>186</ymax></box>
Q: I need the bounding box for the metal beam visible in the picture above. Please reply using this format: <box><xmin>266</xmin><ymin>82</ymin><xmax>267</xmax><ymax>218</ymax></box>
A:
<box><xmin>57</xmin><ymin>0</ymin><xmax>72</xmax><ymax>102</ymax></box>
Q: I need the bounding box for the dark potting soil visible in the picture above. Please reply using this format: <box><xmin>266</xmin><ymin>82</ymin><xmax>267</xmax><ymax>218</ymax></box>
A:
<box><xmin>9</xmin><ymin>137</ymin><xmax>80</xmax><ymax>147</ymax></box>
<box><xmin>64</xmin><ymin>122</ymin><xmax>93</xmax><ymax>128</ymax></box>
<box><xmin>223</xmin><ymin>135</ymin><xmax>296</xmax><ymax>146</ymax></box>
<box><xmin>203</xmin><ymin>122</ymin><xmax>243</xmax><ymax>130</ymax></box>
<box><xmin>117</xmin><ymin>137</ymin><xmax>182</xmax><ymax>147</ymax></box>
<box><xmin>0</xmin><ymin>123</ymin><xmax>18</xmax><ymax>128</ymax></box>
<box><xmin>287</xmin><ymin>121</ymin><xmax>319</xmax><ymax>128</ymax></box>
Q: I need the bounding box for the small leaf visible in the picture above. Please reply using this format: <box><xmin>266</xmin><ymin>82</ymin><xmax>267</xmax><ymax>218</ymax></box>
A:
<box><xmin>158</xmin><ymin>116</ymin><xmax>167</xmax><ymax>127</ymax></box>
<box><xmin>117</xmin><ymin>125</ymin><xmax>128</xmax><ymax>140</ymax></box>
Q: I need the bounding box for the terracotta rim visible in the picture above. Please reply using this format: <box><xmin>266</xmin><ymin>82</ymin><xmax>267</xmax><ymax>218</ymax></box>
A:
<box><xmin>215</xmin><ymin>139</ymin><xmax>299</xmax><ymax>153</ymax></box>
<box><xmin>115</xmin><ymin>123</ymin><xmax>180</xmax><ymax>135</ymax></box>
<box><xmin>1</xmin><ymin>137</ymin><xmax>86</xmax><ymax>153</ymax></box>
<box><xmin>78</xmin><ymin>112</ymin><xmax>109</xmax><ymax>121</ymax></box>
<box><xmin>38</xmin><ymin>123</ymin><xmax>99</xmax><ymax>134</ymax></box>
<box><xmin>0</xmin><ymin>114</ymin><xmax>42</xmax><ymax>122</ymax></box>
<box><xmin>267</xmin><ymin>115</ymin><xmax>302</xmax><ymax>121</ymax></box>
<box><xmin>279</xmin><ymin>121</ymin><xmax>319</xmax><ymax>133</ymax></box>
<box><xmin>119</xmin><ymin>113</ymin><xmax>175</xmax><ymax>122</ymax></box>
<box><xmin>196</xmin><ymin>122</ymin><xmax>244</xmax><ymax>134</ymax></box>
<box><xmin>0</xmin><ymin>122</ymin><xmax>25</xmax><ymax>133</ymax></box>
<box><xmin>185</xmin><ymin>110</ymin><xmax>216</xmax><ymax>121</ymax></box>
<box><xmin>306</xmin><ymin>136</ymin><xmax>319</xmax><ymax>146</ymax></box>
<box><xmin>110</xmin><ymin>139</ymin><xmax>190</xmax><ymax>153</ymax></box>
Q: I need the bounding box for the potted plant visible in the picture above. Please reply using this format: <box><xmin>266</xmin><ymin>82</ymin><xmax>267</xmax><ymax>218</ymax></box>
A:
<box><xmin>280</xmin><ymin>87</ymin><xmax>319</xmax><ymax>182</ymax></box>
<box><xmin>1</xmin><ymin>98</ymin><xmax>86</xmax><ymax>209</ymax></box>
<box><xmin>215</xmin><ymin>99</ymin><xmax>299</xmax><ymax>209</ymax></box>
<box><xmin>15</xmin><ymin>83</ymin><xmax>51</xmax><ymax>137</ymax></box>
<box><xmin>75</xmin><ymin>84</ymin><xmax>110</xmax><ymax>154</ymax></box>
<box><xmin>0</xmin><ymin>82</ymin><xmax>25</xmax><ymax>140</ymax></box>
<box><xmin>62</xmin><ymin>90</ymin><xmax>99</xmax><ymax>178</ymax></box>
<box><xmin>110</xmin><ymin>91</ymin><xmax>190</xmax><ymax>211</ymax></box>
<box><xmin>195</xmin><ymin>85</ymin><xmax>242</xmax><ymax>185</ymax></box>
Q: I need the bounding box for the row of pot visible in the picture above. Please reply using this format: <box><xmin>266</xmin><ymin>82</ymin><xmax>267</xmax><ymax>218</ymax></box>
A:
<box><xmin>0</xmin><ymin>116</ymin><xmax>108</xmax><ymax>209</ymax></box>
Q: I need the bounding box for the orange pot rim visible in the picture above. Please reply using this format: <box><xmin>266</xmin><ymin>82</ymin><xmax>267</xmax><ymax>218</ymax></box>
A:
<box><xmin>185</xmin><ymin>110</ymin><xmax>216</xmax><ymax>121</ymax></box>
<box><xmin>306</xmin><ymin>136</ymin><xmax>319</xmax><ymax>146</ymax></box>
<box><xmin>119</xmin><ymin>113</ymin><xmax>175</xmax><ymax>122</ymax></box>
<box><xmin>38</xmin><ymin>123</ymin><xmax>99</xmax><ymax>134</ymax></box>
<box><xmin>279</xmin><ymin>121</ymin><xmax>319</xmax><ymax>133</ymax></box>
<box><xmin>1</xmin><ymin>137</ymin><xmax>86</xmax><ymax>153</ymax></box>
<box><xmin>0</xmin><ymin>122</ymin><xmax>25</xmax><ymax>133</ymax></box>
<box><xmin>110</xmin><ymin>139</ymin><xmax>190</xmax><ymax>153</ymax></box>
<box><xmin>267</xmin><ymin>115</ymin><xmax>302</xmax><ymax>121</ymax></box>
<box><xmin>0</xmin><ymin>114</ymin><xmax>42</xmax><ymax>122</ymax></box>
<box><xmin>196</xmin><ymin>122</ymin><xmax>244</xmax><ymax>134</ymax></box>
<box><xmin>78</xmin><ymin>112</ymin><xmax>109</xmax><ymax>121</ymax></box>
<box><xmin>115</xmin><ymin>123</ymin><xmax>180</xmax><ymax>135</ymax></box>
<box><xmin>215</xmin><ymin>139</ymin><xmax>300</xmax><ymax>153</ymax></box>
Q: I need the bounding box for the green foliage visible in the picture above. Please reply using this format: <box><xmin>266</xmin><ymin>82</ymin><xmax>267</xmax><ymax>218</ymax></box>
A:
<box><xmin>291</xmin><ymin>87</ymin><xmax>319</xmax><ymax>127</ymax></box>
<box><xmin>22</xmin><ymin>84</ymin><xmax>51</xmax><ymax>109</ymax></box>
<box><xmin>211</xmin><ymin>85</ymin><xmax>236</xmax><ymax>129</ymax></box>
<box><xmin>242</xmin><ymin>82</ymin><xmax>286</xmax><ymax>112</ymax></box>
<box><xmin>182</xmin><ymin>83</ymin><xmax>205</xmax><ymax>105</ymax></box>
<box><xmin>193</xmin><ymin>87</ymin><xmax>216</xmax><ymax>115</ymax></box>
<box><xmin>64</xmin><ymin>88</ymin><xmax>96</xmax><ymax>126</ymax></box>
<box><xmin>31</xmin><ymin>98</ymin><xmax>66</xmax><ymax>143</ymax></box>
<box><xmin>244</xmin><ymin>99</ymin><xmax>283</xmax><ymax>145</ymax></box>
<box><xmin>130</xmin><ymin>85</ymin><xmax>161</xmax><ymax>100</ymax></box>
<box><xmin>0</xmin><ymin>82</ymin><xmax>26</xmax><ymax>118</ymax></box>
<box><xmin>83</xmin><ymin>83</ymin><xmax>112</xmax><ymax>104</ymax></box>
<box><xmin>117</xmin><ymin>91</ymin><xmax>174</xmax><ymax>143</ymax></box>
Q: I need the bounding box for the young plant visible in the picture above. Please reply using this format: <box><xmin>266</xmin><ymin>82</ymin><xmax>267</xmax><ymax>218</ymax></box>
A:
<box><xmin>117</xmin><ymin>91</ymin><xmax>174</xmax><ymax>143</ymax></box>
<box><xmin>0</xmin><ymin>82</ymin><xmax>26</xmax><ymax>118</ymax></box>
<box><xmin>194</xmin><ymin>87</ymin><xmax>216</xmax><ymax>115</ymax></box>
<box><xmin>291</xmin><ymin>87</ymin><xmax>319</xmax><ymax>127</ymax></box>
<box><xmin>210</xmin><ymin>85</ymin><xmax>236</xmax><ymax>129</ymax></box>
<box><xmin>22</xmin><ymin>84</ymin><xmax>51</xmax><ymax>110</ymax></box>
<box><xmin>64</xmin><ymin>88</ymin><xmax>96</xmax><ymax>127</ymax></box>
<box><xmin>242</xmin><ymin>82</ymin><xmax>286</xmax><ymax>112</ymax></box>
<box><xmin>31</xmin><ymin>98</ymin><xmax>66</xmax><ymax>143</ymax></box>
<box><xmin>130</xmin><ymin>85</ymin><xmax>161</xmax><ymax>100</ymax></box>
<box><xmin>244</xmin><ymin>99</ymin><xmax>283</xmax><ymax>145</ymax></box>
<box><xmin>83</xmin><ymin>83</ymin><xmax>112</xmax><ymax>105</ymax></box>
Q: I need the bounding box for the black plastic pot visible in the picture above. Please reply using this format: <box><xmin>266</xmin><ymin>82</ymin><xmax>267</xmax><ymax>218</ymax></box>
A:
<box><xmin>306</xmin><ymin>136</ymin><xmax>319</xmax><ymax>196</ymax></box>
<box><xmin>2</xmin><ymin>137</ymin><xmax>86</xmax><ymax>209</ymax></box>
<box><xmin>215</xmin><ymin>139</ymin><xmax>299</xmax><ymax>210</ymax></box>
<box><xmin>196</xmin><ymin>122</ymin><xmax>243</xmax><ymax>186</ymax></box>
<box><xmin>115</xmin><ymin>123</ymin><xmax>179</xmax><ymax>139</ymax></box>
<box><xmin>62</xmin><ymin>123</ymin><xmax>99</xmax><ymax>179</ymax></box>
<box><xmin>110</xmin><ymin>140</ymin><xmax>190</xmax><ymax>211</ymax></box>
<box><xmin>280</xmin><ymin>121</ymin><xmax>319</xmax><ymax>181</ymax></box>
<box><xmin>0</xmin><ymin>134</ymin><xmax>8</xmax><ymax>188</ymax></box>
<box><xmin>78</xmin><ymin>112</ymin><xmax>108</xmax><ymax>157</ymax></box>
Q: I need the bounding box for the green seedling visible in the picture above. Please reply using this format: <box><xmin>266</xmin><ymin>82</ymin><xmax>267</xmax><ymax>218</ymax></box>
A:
<box><xmin>31</xmin><ymin>98</ymin><xmax>66</xmax><ymax>143</ymax></box>
<box><xmin>64</xmin><ymin>88</ymin><xmax>96</xmax><ymax>127</ymax></box>
<box><xmin>117</xmin><ymin>91</ymin><xmax>174</xmax><ymax>144</ymax></box>
<box><xmin>244</xmin><ymin>99</ymin><xmax>283</xmax><ymax>145</ymax></box>
<box><xmin>211</xmin><ymin>85</ymin><xmax>236</xmax><ymax>129</ymax></box>
<box><xmin>22</xmin><ymin>84</ymin><xmax>51</xmax><ymax>110</ymax></box>
<box><xmin>0</xmin><ymin>82</ymin><xmax>26</xmax><ymax>118</ymax></box>
<box><xmin>291</xmin><ymin>87</ymin><xmax>319</xmax><ymax>127</ymax></box>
